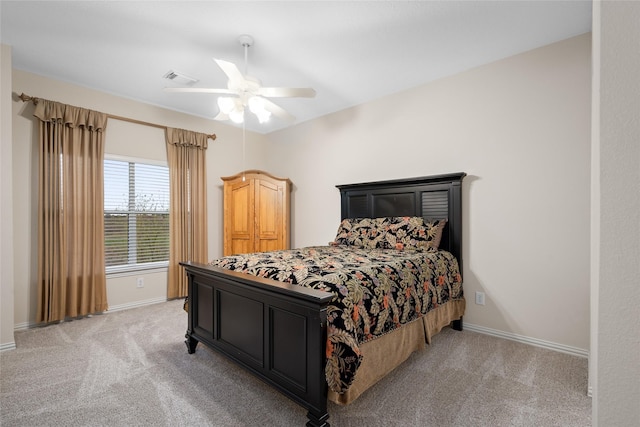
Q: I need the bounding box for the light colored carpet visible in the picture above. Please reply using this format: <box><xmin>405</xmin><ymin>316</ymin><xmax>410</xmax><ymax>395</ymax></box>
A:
<box><xmin>0</xmin><ymin>299</ymin><xmax>591</xmax><ymax>426</ymax></box>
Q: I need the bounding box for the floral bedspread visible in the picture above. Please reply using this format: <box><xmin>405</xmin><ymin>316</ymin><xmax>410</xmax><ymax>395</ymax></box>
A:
<box><xmin>209</xmin><ymin>245</ymin><xmax>463</xmax><ymax>393</ymax></box>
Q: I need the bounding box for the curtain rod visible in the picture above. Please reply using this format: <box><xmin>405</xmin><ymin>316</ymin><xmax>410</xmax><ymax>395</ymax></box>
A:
<box><xmin>18</xmin><ymin>93</ymin><xmax>216</xmax><ymax>141</ymax></box>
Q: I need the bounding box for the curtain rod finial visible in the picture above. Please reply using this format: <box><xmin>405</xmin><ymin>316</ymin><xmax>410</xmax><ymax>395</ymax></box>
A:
<box><xmin>18</xmin><ymin>93</ymin><xmax>39</xmax><ymax>104</ymax></box>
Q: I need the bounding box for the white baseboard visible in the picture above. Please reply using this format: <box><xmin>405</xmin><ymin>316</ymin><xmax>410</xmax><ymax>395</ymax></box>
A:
<box><xmin>12</xmin><ymin>297</ymin><xmax>169</xmax><ymax>333</ymax></box>
<box><xmin>0</xmin><ymin>341</ymin><xmax>17</xmax><ymax>352</ymax></box>
<box><xmin>106</xmin><ymin>297</ymin><xmax>168</xmax><ymax>313</ymax></box>
<box><xmin>464</xmin><ymin>323</ymin><xmax>589</xmax><ymax>359</ymax></box>
<box><xmin>13</xmin><ymin>321</ymin><xmax>31</xmax><ymax>331</ymax></box>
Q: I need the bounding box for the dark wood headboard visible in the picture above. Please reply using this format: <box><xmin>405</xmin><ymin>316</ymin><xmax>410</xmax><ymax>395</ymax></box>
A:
<box><xmin>336</xmin><ymin>172</ymin><xmax>466</xmax><ymax>270</ymax></box>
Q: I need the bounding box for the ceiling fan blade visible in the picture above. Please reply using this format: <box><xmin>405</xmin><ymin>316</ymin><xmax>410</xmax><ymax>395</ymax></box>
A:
<box><xmin>213</xmin><ymin>111</ymin><xmax>230</xmax><ymax>121</ymax></box>
<box><xmin>256</xmin><ymin>87</ymin><xmax>316</xmax><ymax>98</ymax></box>
<box><xmin>213</xmin><ymin>58</ymin><xmax>246</xmax><ymax>85</ymax></box>
<box><xmin>164</xmin><ymin>87</ymin><xmax>236</xmax><ymax>94</ymax></box>
<box><xmin>259</xmin><ymin>97</ymin><xmax>295</xmax><ymax>122</ymax></box>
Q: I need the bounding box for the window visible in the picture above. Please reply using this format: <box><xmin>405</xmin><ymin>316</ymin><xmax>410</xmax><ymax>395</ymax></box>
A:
<box><xmin>104</xmin><ymin>158</ymin><xmax>170</xmax><ymax>272</ymax></box>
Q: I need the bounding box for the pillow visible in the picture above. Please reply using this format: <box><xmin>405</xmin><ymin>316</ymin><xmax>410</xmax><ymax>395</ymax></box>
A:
<box><xmin>332</xmin><ymin>218</ymin><xmax>380</xmax><ymax>248</ymax></box>
<box><xmin>332</xmin><ymin>216</ymin><xmax>447</xmax><ymax>250</ymax></box>
<box><xmin>409</xmin><ymin>218</ymin><xmax>447</xmax><ymax>250</ymax></box>
<box><xmin>372</xmin><ymin>217</ymin><xmax>446</xmax><ymax>250</ymax></box>
<box><xmin>423</xmin><ymin>218</ymin><xmax>447</xmax><ymax>249</ymax></box>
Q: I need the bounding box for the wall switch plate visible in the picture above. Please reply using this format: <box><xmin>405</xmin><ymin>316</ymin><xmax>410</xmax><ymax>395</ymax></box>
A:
<box><xmin>136</xmin><ymin>278</ymin><xmax>144</xmax><ymax>288</ymax></box>
<box><xmin>475</xmin><ymin>291</ymin><xmax>485</xmax><ymax>305</ymax></box>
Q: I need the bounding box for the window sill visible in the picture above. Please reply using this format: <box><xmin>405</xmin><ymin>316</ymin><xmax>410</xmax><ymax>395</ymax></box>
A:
<box><xmin>106</xmin><ymin>262</ymin><xmax>168</xmax><ymax>278</ymax></box>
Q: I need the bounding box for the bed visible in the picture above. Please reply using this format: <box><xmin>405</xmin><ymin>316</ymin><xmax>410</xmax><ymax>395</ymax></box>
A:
<box><xmin>180</xmin><ymin>172</ymin><xmax>466</xmax><ymax>426</ymax></box>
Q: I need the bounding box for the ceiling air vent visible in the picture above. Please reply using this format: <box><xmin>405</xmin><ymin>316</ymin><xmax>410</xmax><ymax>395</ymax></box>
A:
<box><xmin>163</xmin><ymin>70</ymin><xmax>198</xmax><ymax>86</ymax></box>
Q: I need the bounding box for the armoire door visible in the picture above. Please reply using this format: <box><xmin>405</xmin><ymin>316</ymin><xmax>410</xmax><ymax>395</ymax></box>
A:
<box><xmin>255</xmin><ymin>178</ymin><xmax>283</xmax><ymax>253</ymax></box>
<box><xmin>224</xmin><ymin>178</ymin><xmax>254</xmax><ymax>256</ymax></box>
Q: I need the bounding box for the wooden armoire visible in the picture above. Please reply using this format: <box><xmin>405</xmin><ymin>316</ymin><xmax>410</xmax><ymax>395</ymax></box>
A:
<box><xmin>222</xmin><ymin>170</ymin><xmax>291</xmax><ymax>256</ymax></box>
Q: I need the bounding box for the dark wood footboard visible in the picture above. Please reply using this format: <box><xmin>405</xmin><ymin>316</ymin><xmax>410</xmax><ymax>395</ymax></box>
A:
<box><xmin>180</xmin><ymin>261</ymin><xmax>334</xmax><ymax>427</ymax></box>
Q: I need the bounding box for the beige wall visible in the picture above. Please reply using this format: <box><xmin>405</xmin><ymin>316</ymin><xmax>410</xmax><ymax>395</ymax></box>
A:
<box><xmin>1</xmin><ymin>44</ymin><xmax>16</xmax><ymax>349</ymax></box>
<box><xmin>268</xmin><ymin>35</ymin><xmax>592</xmax><ymax>352</ymax></box>
<box><xmin>593</xmin><ymin>2</ymin><xmax>640</xmax><ymax>425</ymax></box>
<box><xmin>9</xmin><ymin>70</ymin><xmax>271</xmax><ymax>328</ymax></box>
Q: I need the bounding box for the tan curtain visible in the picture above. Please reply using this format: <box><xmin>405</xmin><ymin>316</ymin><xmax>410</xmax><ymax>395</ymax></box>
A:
<box><xmin>35</xmin><ymin>100</ymin><xmax>108</xmax><ymax>323</ymax></box>
<box><xmin>166</xmin><ymin>127</ymin><xmax>209</xmax><ymax>298</ymax></box>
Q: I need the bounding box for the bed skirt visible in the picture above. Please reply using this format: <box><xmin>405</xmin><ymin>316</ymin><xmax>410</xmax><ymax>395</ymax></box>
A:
<box><xmin>328</xmin><ymin>298</ymin><xmax>466</xmax><ymax>405</ymax></box>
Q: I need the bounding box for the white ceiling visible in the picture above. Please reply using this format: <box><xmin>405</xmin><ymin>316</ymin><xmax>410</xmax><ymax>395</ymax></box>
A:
<box><xmin>1</xmin><ymin>1</ymin><xmax>592</xmax><ymax>134</ymax></box>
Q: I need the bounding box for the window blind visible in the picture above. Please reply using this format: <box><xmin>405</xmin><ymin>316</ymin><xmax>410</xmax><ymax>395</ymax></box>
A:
<box><xmin>104</xmin><ymin>159</ymin><xmax>170</xmax><ymax>271</ymax></box>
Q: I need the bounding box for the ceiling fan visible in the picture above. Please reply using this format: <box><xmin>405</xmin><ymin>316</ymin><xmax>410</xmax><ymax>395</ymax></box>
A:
<box><xmin>164</xmin><ymin>35</ymin><xmax>316</xmax><ymax>124</ymax></box>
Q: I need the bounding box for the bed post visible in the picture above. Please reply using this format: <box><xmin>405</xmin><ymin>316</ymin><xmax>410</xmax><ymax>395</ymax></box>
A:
<box><xmin>307</xmin><ymin>409</ymin><xmax>330</xmax><ymax>427</ymax></box>
<box><xmin>450</xmin><ymin>176</ymin><xmax>465</xmax><ymax>332</ymax></box>
<box><xmin>305</xmin><ymin>295</ymin><xmax>330</xmax><ymax>427</ymax></box>
<box><xmin>184</xmin><ymin>277</ymin><xmax>199</xmax><ymax>354</ymax></box>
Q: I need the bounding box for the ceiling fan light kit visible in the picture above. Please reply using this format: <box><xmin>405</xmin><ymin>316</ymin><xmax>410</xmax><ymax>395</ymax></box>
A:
<box><xmin>165</xmin><ymin>34</ymin><xmax>315</xmax><ymax>126</ymax></box>
<box><xmin>217</xmin><ymin>97</ymin><xmax>244</xmax><ymax>124</ymax></box>
<box><xmin>248</xmin><ymin>97</ymin><xmax>272</xmax><ymax>123</ymax></box>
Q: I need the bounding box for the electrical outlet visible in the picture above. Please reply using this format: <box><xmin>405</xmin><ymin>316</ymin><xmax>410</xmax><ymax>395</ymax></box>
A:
<box><xmin>475</xmin><ymin>291</ymin><xmax>485</xmax><ymax>305</ymax></box>
<box><xmin>136</xmin><ymin>277</ymin><xmax>144</xmax><ymax>288</ymax></box>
